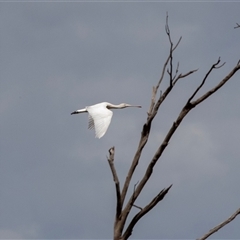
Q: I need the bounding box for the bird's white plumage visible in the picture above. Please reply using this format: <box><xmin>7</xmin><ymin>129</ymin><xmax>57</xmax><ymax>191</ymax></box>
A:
<box><xmin>71</xmin><ymin>102</ymin><xmax>141</xmax><ymax>138</ymax></box>
<box><xmin>87</xmin><ymin>103</ymin><xmax>113</xmax><ymax>138</ymax></box>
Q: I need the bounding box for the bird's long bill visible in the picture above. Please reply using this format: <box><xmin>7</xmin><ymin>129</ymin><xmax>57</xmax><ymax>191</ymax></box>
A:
<box><xmin>71</xmin><ymin>108</ymin><xmax>87</xmax><ymax>115</ymax></box>
<box><xmin>129</xmin><ymin>105</ymin><xmax>142</xmax><ymax>108</ymax></box>
<box><xmin>71</xmin><ymin>111</ymin><xmax>79</xmax><ymax>115</ymax></box>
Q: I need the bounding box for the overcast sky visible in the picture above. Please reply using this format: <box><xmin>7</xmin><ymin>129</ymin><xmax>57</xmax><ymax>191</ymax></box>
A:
<box><xmin>1</xmin><ymin>2</ymin><xmax>240</xmax><ymax>239</ymax></box>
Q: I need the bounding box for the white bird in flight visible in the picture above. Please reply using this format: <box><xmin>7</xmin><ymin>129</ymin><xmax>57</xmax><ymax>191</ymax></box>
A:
<box><xmin>71</xmin><ymin>102</ymin><xmax>141</xmax><ymax>138</ymax></box>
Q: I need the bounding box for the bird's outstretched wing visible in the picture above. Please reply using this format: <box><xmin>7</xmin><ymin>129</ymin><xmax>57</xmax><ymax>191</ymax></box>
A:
<box><xmin>88</xmin><ymin>114</ymin><xmax>95</xmax><ymax>130</ymax></box>
<box><xmin>87</xmin><ymin>105</ymin><xmax>113</xmax><ymax>138</ymax></box>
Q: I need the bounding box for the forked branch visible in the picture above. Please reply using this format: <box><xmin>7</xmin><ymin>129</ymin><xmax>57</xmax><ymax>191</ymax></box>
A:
<box><xmin>188</xmin><ymin>57</ymin><xmax>225</xmax><ymax>103</ymax></box>
<box><xmin>191</xmin><ymin>59</ymin><xmax>240</xmax><ymax>106</ymax></box>
<box><xmin>122</xmin><ymin>185</ymin><xmax>172</xmax><ymax>240</ymax></box>
<box><xmin>149</xmin><ymin>13</ymin><xmax>182</xmax><ymax>115</ymax></box>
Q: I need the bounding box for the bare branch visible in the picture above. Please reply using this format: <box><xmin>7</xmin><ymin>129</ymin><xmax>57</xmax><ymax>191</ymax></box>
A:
<box><xmin>165</xmin><ymin>12</ymin><xmax>170</xmax><ymax>35</ymax></box>
<box><xmin>173</xmin><ymin>68</ymin><xmax>198</xmax><ymax>85</ymax></box>
<box><xmin>148</xmin><ymin>86</ymin><xmax>157</xmax><ymax>116</ymax></box>
<box><xmin>123</xmin><ymin>106</ymin><xmax>190</xmax><ymax>211</ymax></box>
<box><xmin>234</xmin><ymin>22</ymin><xmax>240</xmax><ymax>29</ymax></box>
<box><xmin>120</xmin><ymin>58</ymin><xmax>240</xmax><ymax>228</ymax></box>
<box><xmin>122</xmin><ymin>185</ymin><xmax>172</xmax><ymax>239</ymax></box>
<box><xmin>166</xmin><ymin>12</ymin><xmax>179</xmax><ymax>87</ymax></box>
<box><xmin>151</xmin><ymin>66</ymin><xmax>197</xmax><ymax>118</ymax></box>
<box><xmin>191</xmin><ymin>59</ymin><xmax>240</xmax><ymax>106</ymax></box>
<box><xmin>173</xmin><ymin>36</ymin><xmax>182</xmax><ymax>52</ymax></box>
<box><xmin>107</xmin><ymin>147</ymin><xmax>122</xmax><ymax>219</ymax></box>
<box><xmin>197</xmin><ymin>208</ymin><xmax>240</xmax><ymax>240</ymax></box>
<box><xmin>120</xmin><ymin>13</ymin><xmax>195</xmax><ymax>216</ymax></box>
<box><xmin>148</xmin><ymin>13</ymin><xmax>182</xmax><ymax>116</ymax></box>
<box><xmin>168</xmin><ymin>37</ymin><xmax>174</xmax><ymax>87</ymax></box>
<box><xmin>188</xmin><ymin>57</ymin><xmax>224</xmax><ymax>103</ymax></box>
<box><xmin>165</xmin><ymin>13</ymin><xmax>182</xmax><ymax>53</ymax></box>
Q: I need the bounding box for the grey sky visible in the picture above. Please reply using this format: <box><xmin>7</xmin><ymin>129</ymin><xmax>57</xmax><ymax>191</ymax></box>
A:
<box><xmin>0</xmin><ymin>2</ymin><xmax>240</xmax><ymax>239</ymax></box>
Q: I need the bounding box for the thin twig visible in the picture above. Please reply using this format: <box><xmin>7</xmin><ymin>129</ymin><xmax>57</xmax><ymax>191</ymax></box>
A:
<box><xmin>173</xmin><ymin>69</ymin><xmax>198</xmax><ymax>85</ymax></box>
<box><xmin>133</xmin><ymin>204</ymin><xmax>142</xmax><ymax>211</ymax></box>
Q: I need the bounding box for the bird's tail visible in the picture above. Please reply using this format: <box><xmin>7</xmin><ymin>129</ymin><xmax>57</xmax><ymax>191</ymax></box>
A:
<box><xmin>71</xmin><ymin>108</ymin><xmax>87</xmax><ymax>115</ymax></box>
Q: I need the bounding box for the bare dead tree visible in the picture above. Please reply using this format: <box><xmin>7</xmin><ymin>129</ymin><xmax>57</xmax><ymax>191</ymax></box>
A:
<box><xmin>107</xmin><ymin>14</ymin><xmax>240</xmax><ymax>240</ymax></box>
